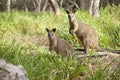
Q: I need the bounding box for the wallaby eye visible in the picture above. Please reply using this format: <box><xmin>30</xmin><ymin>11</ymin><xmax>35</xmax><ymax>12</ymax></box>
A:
<box><xmin>51</xmin><ymin>33</ymin><xmax>54</xmax><ymax>37</ymax></box>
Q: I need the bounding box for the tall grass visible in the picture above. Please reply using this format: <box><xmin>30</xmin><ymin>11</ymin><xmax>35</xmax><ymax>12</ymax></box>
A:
<box><xmin>0</xmin><ymin>6</ymin><xmax>119</xmax><ymax>49</ymax></box>
<box><xmin>0</xmin><ymin>5</ymin><xmax>120</xmax><ymax>80</ymax></box>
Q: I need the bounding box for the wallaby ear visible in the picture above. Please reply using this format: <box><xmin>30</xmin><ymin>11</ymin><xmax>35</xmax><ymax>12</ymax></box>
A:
<box><xmin>52</xmin><ymin>28</ymin><xmax>56</xmax><ymax>32</ymax></box>
<box><xmin>65</xmin><ymin>9</ymin><xmax>69</xmax><ymax>14</ymax></box>
<box><xmin>45</xmin><ymin>28</ymin><xmax>49</xmax><ymax>32</ymax></box>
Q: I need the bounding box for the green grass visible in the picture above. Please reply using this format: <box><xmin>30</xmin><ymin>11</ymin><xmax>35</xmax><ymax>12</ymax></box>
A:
<box><xmin>0</xmin><ymin>5</ymin><xmax>120</xmax><ymax>80</ymax></box>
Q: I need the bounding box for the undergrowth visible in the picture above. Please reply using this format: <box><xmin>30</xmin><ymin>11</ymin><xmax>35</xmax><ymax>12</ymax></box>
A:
<box><xmin>0</xmin><ymin>5</ymin><xmax>120</xmax><ymax>80</ymax></box>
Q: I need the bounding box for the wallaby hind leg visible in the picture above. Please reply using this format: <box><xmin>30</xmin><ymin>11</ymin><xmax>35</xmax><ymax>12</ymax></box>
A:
<box><xmin>83</xmin><ymin>39</ymin><xmax>90</xmax><ymax>54</ymax></box>
<box><xmin>84</xmin><ymin>45</ymin><xmax>89</xmax><ymax>54</ymax></box>
<box><xmin>83</xmin><ymin>42</ymin><xmax>89</xmax><ymax>54</ymax></box>
<box><xmin>49</xmin><ymin>45</ymin><xmax>54</xmax><ymax>51</ymax></box>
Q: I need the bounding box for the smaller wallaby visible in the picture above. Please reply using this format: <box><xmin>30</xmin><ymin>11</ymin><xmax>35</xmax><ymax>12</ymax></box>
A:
<box><xmin>46</xmin><ymin>28</ymin><xmax>75</xmax><ymax>57</ymax></box>
<box><xmin>66</xmin><ymin>9</ymin><xmax>120</xmax><ymax>54</ymax></box>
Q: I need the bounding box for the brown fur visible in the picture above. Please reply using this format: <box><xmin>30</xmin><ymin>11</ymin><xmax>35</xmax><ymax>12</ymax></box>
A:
<box><xmin>66</xmin><ymin>9</ymin><xmax>120</xmax><ymax>54</ymax></box>
<box><xmin>66</xmin><ymin>9</ymin><xmax>101</xmax><ymax>54</ymax></box>
<box><xmin>46</xmin><ymin>28</ymin><xmax>74</xmax><ymax>57</ymax></box>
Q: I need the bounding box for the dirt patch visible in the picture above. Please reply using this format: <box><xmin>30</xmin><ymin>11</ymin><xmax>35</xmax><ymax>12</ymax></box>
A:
<box><xmin>90</xmin><ymin>52</ymin><xmax>120</xmax><ymax>73</ymax></box>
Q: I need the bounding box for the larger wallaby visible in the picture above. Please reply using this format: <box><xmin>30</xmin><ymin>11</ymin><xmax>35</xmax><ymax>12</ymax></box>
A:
<box><xmin>46</xmin><ymin>28</ymin><xmax>75</xmax><ymax>57</ymax></box>
<box><xmin>65</xmin><ymin>9</ymin><xmax>120</xmax><ymax>54</ymax></box>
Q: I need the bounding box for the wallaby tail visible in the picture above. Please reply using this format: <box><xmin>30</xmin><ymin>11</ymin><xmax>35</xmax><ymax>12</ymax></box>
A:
<box><xmin>98</xmin><ymin>48</ymin><xmax>120</xmax><ymax>54</ymax></box>
<box><xmin>72</xmin><ymin>48</ymin><xmax>107</xmax><ymax>58</ymax></box>
<box><xmin>76</xmin><ymin>54</ymin><xmax>107</xmax><ymax>59</ymax></box>
<box><xmin>74</xmin><ymin>48</ymin><xmax>120</xmax><ymax>54</ymax></box>
<box><xmin>75</xmin><ymin>48</ymin><xmax>85</xmax><ymax>51</ymax></box>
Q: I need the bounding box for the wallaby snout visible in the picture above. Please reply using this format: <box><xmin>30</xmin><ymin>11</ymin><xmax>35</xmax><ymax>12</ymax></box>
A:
<box><xmin>68</xmin><ymin>15</ymin><xmax>74</xmax><ymax>22</ymax></box>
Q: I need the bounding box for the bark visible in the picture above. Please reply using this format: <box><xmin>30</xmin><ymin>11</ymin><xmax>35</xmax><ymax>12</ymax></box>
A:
<box><xmin>85</xmin><ymin>0</ymin><xmax>91</xmax><ymax>10</ymax></box>
<box><xmin>89</xmin><ymin>0</ymin><xmax>100</xmax><ymax>18</ymax></box>
<box><xmin>46</xmin><ymin>4</ymin><xmax>53</xmax><ymax>12</ymax></box>
<box><xmin>100</xmin><ymin>0</ymin><xmax>109</xmax><ymax>9</ymax></box>
<box><xmin>59</xmin><ymin>0</ymin><xmax>63</xmax><ymax>8</ymax></box>
<box><xmin>76</xmin><ymin>0</ymin><xmax>91</xmax><ymax>11</ymax></box>
<box><xmin>23</xmin><ymin>0</ymin><xmax>28</xmax><ymax>12</ymax></box>
<box><xmin>34</xmin><ymin>0</ymin><xmax>42</xmax><ymax>12</ymax></box>
<box><xmin>32</xmin><ymin>0</ymin><xmax>36</xmax><ymax>9</ymax></box>
<box><xmin>0</xmin><ymin>59</ymin><xmax>29</xmax><ymax>80</ymax></box>
<box><xmin>89</xmin><ymin>0</ymin><xmax>94</xmax><ymax>15</ymax></box>
<box><xmin>76</xmin><ymin>0</ymin><xmax>86</xmax><ymax>10</ymax></box>
<box><xmin>92</xmin><ymin>0</ymin><xmax>100</xmax><ymax>18</ymax></box>
<box><xmin>41</xmin><ymin>0</ymin><xmax>48</xmax><ymax>11</ymax></box>
<box><xmin>6</xmin><ymin>0</ymin><xmax>11</xmax><ymax>12</ymax></box>
<box><xmin>48</xmin><ymin>0</ymin><xmax>60</xmax><ymax>16</ymax></box>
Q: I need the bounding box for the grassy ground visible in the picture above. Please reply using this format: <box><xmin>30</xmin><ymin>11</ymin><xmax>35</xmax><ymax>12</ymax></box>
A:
<box><xmin>0</xmin><ymin>5</ymin><xmax>120</xmax><ymax>80</ymax></box>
